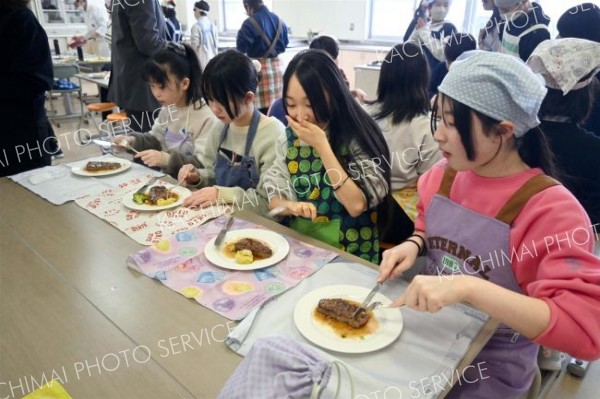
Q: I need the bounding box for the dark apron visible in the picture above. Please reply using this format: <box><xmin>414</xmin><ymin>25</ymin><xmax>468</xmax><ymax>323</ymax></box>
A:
<box><xmin>214</xmin><ymin>109</ymin><xmax>261</xmax><ymax>190</ymax></box>
<box><xmin>423</xmin><ymin>167</ymin><xmax>559</xmax><ymax>398</ymax></box>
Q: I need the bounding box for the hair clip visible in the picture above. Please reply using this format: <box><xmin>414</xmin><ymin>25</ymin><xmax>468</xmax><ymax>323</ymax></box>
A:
<box><xmin>167</xmin><ymin>42</ymin><xmax>187</xmax><ymax>57</ymax></box>
<box><xmin>251</xmin><ymin>59</ymin><xmax>262</xmax><ymax>73</ymax></box>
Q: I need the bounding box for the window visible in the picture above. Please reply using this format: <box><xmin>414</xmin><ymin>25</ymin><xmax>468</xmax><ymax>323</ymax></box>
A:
<box><xmin>369</xmin><ymin>0</ymin><xmax>418</xmax><ymax>40</ymax></box>
<box><xmin>536</xmin><ymin>0</ymin><xmax>588</xmax><ymax>38</ymax></box>
<box><xmin>222</xmin><ymin>0</ymin><xmax>273</xmax><ymax>33</ymax></box>
<box><xmin>370</xmin><ymin>0</ymin><xmax>498</xmax><ymax>41</ymax></box>
<box><xmin>38</xmin><ymin>0</ymin><xmax>85</xmax><ymax>24</ymax></box>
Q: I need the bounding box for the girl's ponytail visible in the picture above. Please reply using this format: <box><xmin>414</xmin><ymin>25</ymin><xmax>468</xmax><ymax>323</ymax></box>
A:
<box><xmin>517</xmin><ymin>127</ymin><xmax>562</xmax><ymax>180</ymax></box>
<box><xmin>181</xmin><ymin>43</ymin><xmax>204</xmax><ymax>107</ymax></box>
<box><xmin>142</xmin><ymin>42</ymin><xmax>205</xmax><ymax>108</ymax></box>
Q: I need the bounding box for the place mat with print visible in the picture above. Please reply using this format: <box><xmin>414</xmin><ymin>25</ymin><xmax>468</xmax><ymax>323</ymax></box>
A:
<box><xmin>8</xmin><ymin>154</ymin><xmax>163</xmax><ymax>205</ymax></box>
<box><xmin>225</xmin><ymin>261</ymin><xmax>490</xmax><ymax>399</ymax></box>
<box><xmin>75</xmin><ymin>175</ymin><xmax>222</xmax><ymax>245</ymax></box>
<box><xmin>126</xmin><ymin>215</ymin><xmax>339</xmax><ymax>320</ymax></box>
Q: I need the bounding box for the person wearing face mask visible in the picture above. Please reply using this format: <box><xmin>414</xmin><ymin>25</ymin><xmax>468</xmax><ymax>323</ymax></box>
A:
<box><xmin>478</xmin><ymin>0</ymin><xmax>505</xmax><ymax>52</ymax></box>
<box><xmin>496</xmin><ymin>0</ymin><xmax>549</xmax><ymax>61</ymax></box>
<box><xmin>408</xmin><ymin>0</ymin><xmax>457</xmax><ymax>72</ymax></box>
<box><xmin>190</xmin><ymin>1</ymin><xmax>218</xmax><ymax>71</ymax></box>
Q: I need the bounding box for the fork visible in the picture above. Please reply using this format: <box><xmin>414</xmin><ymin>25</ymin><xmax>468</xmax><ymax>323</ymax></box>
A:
<box><xmin>167</xmin><ymin>179</ymin><xmax>184</xmax><ymax>197</ymax></box>
<box><xmin>117</xmin><ymin>138</ymin><xmax>139</xmax><ymax>154</ymax></box>
<box><xmin>365</xmin><ymin>301</ymin><xmax>405</xmax><ymax>311</ymax></box>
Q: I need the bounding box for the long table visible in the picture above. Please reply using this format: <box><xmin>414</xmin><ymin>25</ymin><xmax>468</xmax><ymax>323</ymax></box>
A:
<box><xmin>0</xmin><ymin>177</ymin><xmax>496</xmax><ymax>398</ymax></box>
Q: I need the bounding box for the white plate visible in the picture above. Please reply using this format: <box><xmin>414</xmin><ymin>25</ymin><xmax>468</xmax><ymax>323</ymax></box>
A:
<box><xmin>71</xmin><ymin>159</ymin><xmax>131</xmax><ymax>177</ymax></box>
<box><xmin>121</xmin><ymin>184</ymin><xmax>191</xmax><ymax>211</ymax></box>
<box><xmin>294</xmin><ymin>284</ymin><xmax>403</xmax><ymax>353</ymax></box>
<box><xmin>204</xmin><ymin>228</ymin><xmax>290</xmax><ymax>271</ymax></box>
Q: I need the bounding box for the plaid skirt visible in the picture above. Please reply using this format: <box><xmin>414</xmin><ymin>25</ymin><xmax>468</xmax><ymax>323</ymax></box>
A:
<box><xmin>255</xmin><ymin>57</ymin><xmax>283</xmax><ymax>110</ymax></box>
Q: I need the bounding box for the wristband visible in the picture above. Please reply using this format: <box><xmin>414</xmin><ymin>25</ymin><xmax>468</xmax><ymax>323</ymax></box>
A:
<box><xmin>333</xmin><ymin>175</ymin><xmax>350</xmax><ymax>192</ymax></box>
<box><xmin>409</xmin><ymin>234</ymin><xmax>426</xmax><ymax>254</ymax></box>
<box><xmin>403</xmin><ymin>238</ymin><xmax>422</xmax><ymax>255</ymax></box>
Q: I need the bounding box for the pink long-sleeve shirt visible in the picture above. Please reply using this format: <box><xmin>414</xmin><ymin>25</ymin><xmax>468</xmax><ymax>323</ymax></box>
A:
<box><xmin>415</xmin><ymin>160</ymin><xmax>600</xmax><ymax>360</ymax></box>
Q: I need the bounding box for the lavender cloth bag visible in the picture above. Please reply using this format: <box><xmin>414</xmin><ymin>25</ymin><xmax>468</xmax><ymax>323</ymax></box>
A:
<box><xmin>218</xmin><ymin>336</ymin><xmax>354</xmax><ymax>399</ymax></box>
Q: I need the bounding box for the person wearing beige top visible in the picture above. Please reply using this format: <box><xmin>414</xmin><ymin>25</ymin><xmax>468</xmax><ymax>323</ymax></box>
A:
<box><xmin>364</xmin><ymin>42</ymin><xmax>441</xmax><ymax>244</ymax></box>
<box><xmin>178</xmin><ymin>50</ymin><xmax>288</xmax><ymax>217</ymax></box>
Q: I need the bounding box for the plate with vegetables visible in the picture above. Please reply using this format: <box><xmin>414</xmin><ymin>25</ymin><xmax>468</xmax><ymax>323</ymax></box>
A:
<box><xmin>204</xmin><ymin>229</ymin><xmax>290</xmax><ymax>270</ymax></box>
<box><xmin>122</xmin><ymin>183</ymin><xmax>191</xmax><ymax>211</ymax></box>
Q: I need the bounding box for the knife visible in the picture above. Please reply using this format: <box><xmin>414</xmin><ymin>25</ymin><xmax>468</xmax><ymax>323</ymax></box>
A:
<box><xmin>135</xmin><ymin>176</ymin><xmax>159</xmax><ymax>195</ymax></box>
<box><xmin>92</xmin><ymin>139</ymin><xmax>113</xmax><ymax>148</ymax></box>
<box><xmin>214</xmin><ymin>215</ymin><xmax>234</xmax><ymax>247</ymax></box>
<box><xmin>353</xmin><ymin>282</ymin><xmax>383</xmax><ymax>318</ymax></box>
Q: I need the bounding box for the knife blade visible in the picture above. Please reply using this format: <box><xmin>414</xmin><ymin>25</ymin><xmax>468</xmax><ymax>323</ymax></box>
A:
<box><xmin>135</xmin><ymin>176</ymin><xmax>159</xmax><ymax>195</ymax></box>
<box><xmin>353</xmin><ymin>282</ymin><xmax>383</xmax><ymax>317</ymax></box>
<box><xmin>214</xmin><ymin>215</ymin><xmax>234</xmax><ymax>247</ymax></box>
<box><xmin>92</xmin><ymin>139</ymin><xmax>112</xmax><ymax>148</ymax></box>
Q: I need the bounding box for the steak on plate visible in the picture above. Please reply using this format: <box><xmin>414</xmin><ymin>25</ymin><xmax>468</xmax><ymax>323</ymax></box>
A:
<box><xmin>234</xmin><ymin>238</ymin><xmax>272</xmax><ymax>259</ymax></box>
<box><xmin>84</xmin><ymin>161</ymin><xmax>122</xmax><ymax>172</ymax></box>
<box><xmin>316</xmin><ymin>298</ymin><xmax>370</xmax><ymax>328</ymax></box>
<box><xmin>148</xmin><ymin>185</ymin><xmax>169</xmax><ymax>204</ymax></box>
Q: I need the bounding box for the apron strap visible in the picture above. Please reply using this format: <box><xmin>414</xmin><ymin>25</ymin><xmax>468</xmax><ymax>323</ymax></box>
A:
<box><xmin>248</xmin><ymin>16</ymin><xmax>282</xmax><ymax>58</ymax></box>
<box><xmin>243</xmin><ymin>108</ymin><xmax>262</xmax><ymax>156</ymax></box>
<box><xmin>217</xmin><ymin>122</ymin><xmax>230</xmax><ymax>148</ymax></box>
<box><xmin>495</xmin><ymin>174</ymin><xmax>560</xmax><ymax>225</ymax></box>
<box><xmin>437</xmin><ymin>167</ymin><xmax>458</xmax><ymax>198</ymax></box>
<box><xmin>218</xmin><ymin>108</ymin><xmax>261</xmax><ymax>155</ymax></box>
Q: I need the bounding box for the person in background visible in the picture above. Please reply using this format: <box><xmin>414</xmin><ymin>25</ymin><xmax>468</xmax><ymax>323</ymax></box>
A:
<box><xmin>527</xmin><ymin>38</ymin><xmax>600</xmax><ymax>372</ymax></box>
<box><xmin>266</xmin><ymin>50</ymin><xmax>391</xmax><ymax>263</ymax></box>
<box><xmin>379</xmin><ymin>51</ymin><xmax>600</xmax><ymax>397</ymax></box>
<box><xmin>178</xmin><ymin>50</ymin><xmax>288</xmax><ymax>217</ymax></box>
<box><xmin>1</xmin><ymin>0</ymin><xmax>54</xmax><ymax>176</ymax></box>
<box><xmin>268</xmin><ymin>35</ymin><xmax>368</xmax><ymax>125</ymax></box>
<box><xmin>191</xmin><ymin>0</ymin><xmax>218</xmax><ymax>71</ymax></box>
<box><xmin>113</xmin><ymin>43</ymin><xmax>220</xmax><ymax>178</ymax></box>
<box><xmin>364</xmin><ymin>42</ymin><xmax>442</xmax><ymax>246</ymax></box>
<box><xmin>71</xmin><ymin>0</ymin><xmax>110</xmax><ymax>58</ymax></box>
<box><xmin>429</xmin><ymin>33</ymin><xmax>476</xmax><ymax>98</ymax></box>
<box><xmin>557</xmin><ymin>3</ymin><xmax>600</xmax><ymax>137</ymax></box>
<box><xmin>109</xmin><ymin>0</ymin><xmax>168</xmax><ymax>132</ymax></box>
<box><xmin>237</xmin><ymin>0</ymin><xmax>289</xmax><ymax>114</ymax></box>
<box><xmin>496</xmin><ymin>0</ymin><xmax>549</xmax><ymax>61</ymax></box>
<box><xmin>478</xmin><ymin>0</ymin><xmax>505</xmax><ymax>52</ymax></box>
<box><xmin>309</xmin><ymin>35</ymin><xmax>367</xmax><ymax>103</ymax></box>
<box><xmin>407</xmin><ymin>0</ymin><xmax>458</xmax><ymax>72</ymax></box>
<box><xmin>162</xmin><ymin>0</ymin><xmax>182</xmax><ymax>42</ymax></box>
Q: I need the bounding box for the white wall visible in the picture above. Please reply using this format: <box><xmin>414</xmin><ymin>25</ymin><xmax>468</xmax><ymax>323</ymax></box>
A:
<box><xmin>273</xmin><ymin>0</ymin><xmax>370</xmax><ymax>41</ymax></box>
<box><xmin>175</xmin><ymin>0</ymin><xmax>371</xmax><ymax>41</ymax></box>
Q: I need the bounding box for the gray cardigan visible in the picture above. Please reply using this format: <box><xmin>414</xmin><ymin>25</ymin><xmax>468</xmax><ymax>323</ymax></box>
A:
<box><xmin>108</xmin><ymin>0</ymin><xmax>167</xmax><ymax>112</ymax></box>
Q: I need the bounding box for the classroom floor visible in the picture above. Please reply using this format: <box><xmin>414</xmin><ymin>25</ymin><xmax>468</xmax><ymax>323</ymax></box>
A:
<box><xmin>45</xmin><ymin>81</ymin><xmax>599</xmax><ymax>399</ymax></box>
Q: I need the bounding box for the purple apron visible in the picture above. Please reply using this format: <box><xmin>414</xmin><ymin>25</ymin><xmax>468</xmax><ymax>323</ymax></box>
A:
<box><xmin>423</xmin><ymin>167</ymin><xmax>558</xmax><ymax>398</ymax></box>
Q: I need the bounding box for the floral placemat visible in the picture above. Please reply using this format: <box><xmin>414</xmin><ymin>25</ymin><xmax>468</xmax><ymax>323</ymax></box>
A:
<box><xmin>126</xmin><ymin>216</ymin><xmax>339</xmax><ymax>320</ymax></box>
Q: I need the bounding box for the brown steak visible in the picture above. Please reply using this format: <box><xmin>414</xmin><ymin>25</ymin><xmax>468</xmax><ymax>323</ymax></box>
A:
<box><xmin>234</xmin><ymin>238</ymin><xmax>272</xmax><ymax>259</ymax></box>
<box><xmin>148</xmin><ymin>185</ymin><xmax>169</xmax><ymax>204</ymax></box>
<box><xmin>84</xmin><ymin>161</ymin><xmax>122</xmax><ymax>172</ymax></box>
<box><xmin>316</xmin><ymin>298</ymin><xmax>370</xmax><ymax>329</ymax></box>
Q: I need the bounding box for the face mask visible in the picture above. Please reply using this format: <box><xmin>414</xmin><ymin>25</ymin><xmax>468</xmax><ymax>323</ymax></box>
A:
<box><xmin>430</xmin><ymin>6</ymin><xmax>448</xmax><ymax>21</ymax></box>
